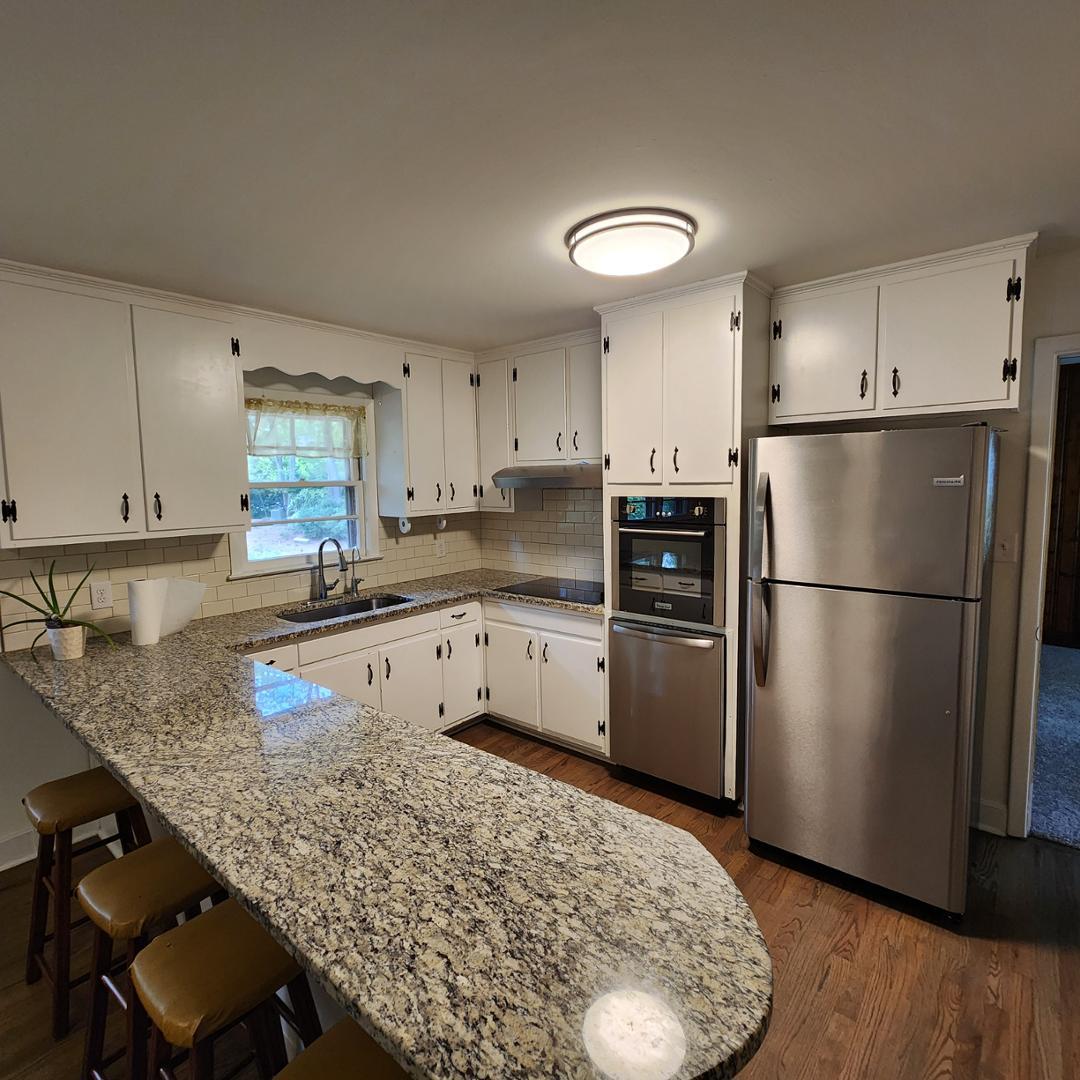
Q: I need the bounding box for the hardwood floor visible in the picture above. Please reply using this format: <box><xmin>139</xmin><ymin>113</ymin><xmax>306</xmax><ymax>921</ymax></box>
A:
<box><xmin>455</xmin><ymin>721</ymin><xmax>1079</xmax><ymax>1080</ymax></box>
<box><xmin>3</xmin><ymin>719</ymin><xmax>1076</xmax><ymax>1079</ymax></box>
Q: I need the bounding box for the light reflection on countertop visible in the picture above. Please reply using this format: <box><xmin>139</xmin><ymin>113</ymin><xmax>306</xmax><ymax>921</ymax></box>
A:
<box><xmin>583</xmin><ymin>988</ymin><xmax>687</xmax><ymax>1080</ymax></box>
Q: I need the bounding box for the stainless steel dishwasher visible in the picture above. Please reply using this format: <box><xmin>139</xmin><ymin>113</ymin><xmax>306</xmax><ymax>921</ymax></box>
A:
<box><xmin>609</xmin><ymin>620</ymin><xmax>725</xmax><ymax>798</ymax></box>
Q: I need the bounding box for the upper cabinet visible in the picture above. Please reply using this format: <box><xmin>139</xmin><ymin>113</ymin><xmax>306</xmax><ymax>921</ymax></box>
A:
<box><xmin>511</xmin><ymin>340</ymin><xmax>602</xmax><ymax>464</ymax></box>
<box><xmin>131</xmin><ymin>306</ymin><xmax>248</xmax><ymax>532</ymax></box>
<box><xmin>441</xmin><ymin>357</ymin><xmax>479</xmax><ymax>509</ymax></box>
<box><xmin>768</xmin><ymin>234</ymin><xmax>1035</xmax><ymax>424</ymax></box>
<box><xmin>0</xmin><ymin>281</ymin><xmax>144</xmax><ymax>541</ymax></box>
<box><xmin>476</xmin><ymin>356</ymin><xmax>514</xmax><ymax>512</ymax></box>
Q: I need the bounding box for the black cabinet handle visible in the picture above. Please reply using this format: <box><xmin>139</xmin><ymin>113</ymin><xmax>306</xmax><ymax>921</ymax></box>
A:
<box><xmin>542</xmin><ymin>642</ymin><xmax>549</xmax><ymax>663</ymax></box>
<box><xmin>240</xmin><ymin>492</ymin><xmax>250</xmax><ymax>512</ymax></box>
<box><xmin>153</xmin><ymin>493</ymin><xmax>163</xmax><ymax>521</ymax></box>
<box><xmin>266</xmin><ymin>659</ymin><xmax>277</xmax><ymax>666</ymax></box>
<box><xmin>573</xmin><ymin>431</ymin><xmax>579</xmax><ymax>452</ymax></box>
<box><xmin>556</xmin><ymin>431</ymin><xmax>562</xmax><ymax>453</ymax></box>
<box><xmin>649</xmin><ymin>448</ymin><xmax>656</xmax><ymax>474</ymax></box>
<box><xmin>385</xmin><ymin>657</ymin><xmax>391</xmax><ymax>680</ymax></box>
<box><xmin>673</xmin><ymin>447</ymin><xmax>680</xmax><ymax>474</ymax></box>
<box><xmin>435</xmin><ymin>482</ymin><xmax>442</xmax><ymax>502</ymax></box>
<box><xmin>859</xmin><ymin>370</ymin><xmax>868</xmax><ymax>400</ymax></box>
<box><xmin>446</xmin><ymin>638</ymin><xmax>453</xmax><ymax>658</ymax></box>
<box><xmin>526</xmin><ymin>639</ymin><xmax>533</xmax><ymax>660</ymax></box>
<box><xmin>121</xmin><ymin>493</ymin><xmax>130</xmax><ymax>523</ymax></box>
<box><xmin>367</xmin><ymin>662</ymin><xmax>374</xmax><ymax>686</ymax></box>
<box><xmin>449</xmin><ymin>481</ymin><xmax>456</xmax><ymax>502</ymax></box>
<box><xmin>500</xmin><ymin>489</ymin><xmax>507</xmax><ymax>501</ymax></box>
<box><xmin>891</xmin><ymin>368</ymin><xmax>900</xmax><ymax>398</ymax></box>
<box><xmin>450</xmin><ymin>611</ymin><xmax>465</xmax><ymax>620</ymax></box>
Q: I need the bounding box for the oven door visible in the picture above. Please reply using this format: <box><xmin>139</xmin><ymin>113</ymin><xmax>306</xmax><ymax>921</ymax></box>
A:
<box><xmin>614</xmin><ymin>524</ymin><xmax>718</xmax><ymax>625</ymax></box>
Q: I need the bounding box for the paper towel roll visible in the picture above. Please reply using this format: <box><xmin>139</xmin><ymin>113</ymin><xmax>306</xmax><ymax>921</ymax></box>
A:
<box><xmin>129</xmin><ymin>579</ymin><xmax>168</xmax><ymax>646</ymax></box>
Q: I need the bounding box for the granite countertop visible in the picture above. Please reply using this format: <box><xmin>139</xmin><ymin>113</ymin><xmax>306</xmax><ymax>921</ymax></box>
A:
<box><xmin>2</xmin><ymin>569</ymin><xmax>771</xmax><ymax>1079</ymax></box>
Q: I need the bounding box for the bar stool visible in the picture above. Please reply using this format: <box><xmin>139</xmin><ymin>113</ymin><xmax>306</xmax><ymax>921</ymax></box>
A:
<box><xmin>76</xmin><ymin>836</ymin><xmax>222</xmax><ymax>1080</ymax></box>
<box><xmin>130</xmin><ymin>898</ymin><xmax>322</xmax><ymax>1079</ymax></box>
<box><xmin>23</xmin><ymin>766</ymin><xmax>151</xmax><ymax>1039</ymax></box>
<box><xmin>277</xmin><ymin>1019</ymin><xmax>408</xmax><ymax>1078</ymax></box>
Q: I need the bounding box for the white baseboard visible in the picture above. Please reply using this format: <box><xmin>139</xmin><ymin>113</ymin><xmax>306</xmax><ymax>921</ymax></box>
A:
<box><xmin>976</xmin><ymin>798</ymin><xmax>1008</xmax><ymax>837</ymax></box>
<box><xmin>0</xmin><ymin>819</ymin><xmax>110</xmax><ymax>874</ymax></box>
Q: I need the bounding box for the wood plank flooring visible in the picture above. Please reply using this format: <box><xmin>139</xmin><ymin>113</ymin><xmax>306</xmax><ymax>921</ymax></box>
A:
<box><xmin>2</xmin><ymin>718</ymin><xmax>1076</xmax><ymax>1078</ymax></box>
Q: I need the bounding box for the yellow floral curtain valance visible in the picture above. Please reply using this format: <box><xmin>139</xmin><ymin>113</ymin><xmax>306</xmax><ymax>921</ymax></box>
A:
<box><xmin>245</xmin><ymin>398</ymin><xmax>368</xmax><ymax>459</ymax></box>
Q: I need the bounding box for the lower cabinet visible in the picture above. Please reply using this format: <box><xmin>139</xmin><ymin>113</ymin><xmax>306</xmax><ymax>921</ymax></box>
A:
<box><xmin>299</xmin><ymin>648</ymin><xmax>381</xmax><ymax>709</ymax></box>
<box><xmin>485</xmin><ymin>622</ymin><xmax>539</xmax><ymax>729</ymax></box>
<box><xmin>538</xmin><ymin>632</ymin><xmax>604</xmax><ymax>748</ymax></box>
<box><xmin>380</xmin><ymin>633</ymin><xmax>445</xmax><ymax>731</ymax></box>
<box><xmin>442</xmin><ymin>623</ymin><xmax>484</xmax><ymax>725</ymax></box>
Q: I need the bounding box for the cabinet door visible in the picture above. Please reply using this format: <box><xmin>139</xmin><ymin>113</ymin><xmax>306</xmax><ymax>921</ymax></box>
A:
<box><xmin>513</xmin><ymin>348</ymin><xmax>567</xmax><ymax>462</ymax></box>
<box><xmin>0</xmin><ymin>282</ymin><xmax>143</xmax><ymax>541</ymax></box>
<box><xmin>605</xmin><ymin>311</ymin><xmax>663</xmax><ymax>484</ymax></box>
<box><xmin>477</xmin><ymin>357</ymin><xmax>513</xmax><ymax>511</ymax></box>
<box><xmin>771</xmin><ymin>286</ymin><xmax>879</xmax><ymax>418</ymax></box>
<box><xmin>880</xmin><ymin>258</ymin><xmax>1017</xmax><ymax>410</ymax></box>
<box><xmin>380</xmin><ymin>632</ymin><xmax>445</xmax><ymax>731</ymax></box>
<box><xmin>485</xmin><ymin>622</ymin><xmax>539</xmax><ymax>728</ymax></box>
<box><xmin>443</xmin><ymin>623</ymin><xmax>483</xmax><ymax>724</ymax></box>
<box><xmin>663</xmin><ymin>296</ymin><xmax>736</xmax><ymax>484</ymax></box>
<box><xmin>538</xmin><ymin>632</ymin><xmax>604</xmax><ymax>749</ymax></box>
<box><xmin>405</xmin><ymin>354</ymin><xmax>446</xmax><ymax>512</ymax></box>
<box><xmin>568</xmin><ymin>341</ymin><xmax>602</xmax><ymax>460</ymax></box>
<box><xmin>132</xmin><ymin>306</ymin><xmax>247</xmax><ymax>532</ymax></box>
<box><xmin>441</xmin><ymin>358</ymin><xmax>478</xmax><ymax>509</ymax></box>
<box><xmin>299</xmin><ymin>649</ymin><xmax>381</xmax><ymax>709</ymax></box>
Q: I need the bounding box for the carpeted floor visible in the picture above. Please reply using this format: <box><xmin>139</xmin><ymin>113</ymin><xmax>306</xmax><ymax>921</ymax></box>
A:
<box><xmin>1032</xmin><ymin>643</ymin><xmax>1080</xmax><ymax>847</ymax></box>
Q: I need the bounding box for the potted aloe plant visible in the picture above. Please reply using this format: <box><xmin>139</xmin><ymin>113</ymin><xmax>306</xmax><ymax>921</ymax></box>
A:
<box><xmin>1</xmin><ymin>561</ymin><xmax>114</xmax><ymax>660</ymax></box>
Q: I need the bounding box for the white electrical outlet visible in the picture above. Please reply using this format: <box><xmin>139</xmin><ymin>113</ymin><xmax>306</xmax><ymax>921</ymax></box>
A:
<box><xmin>90</xmin><ymin>581</ymin><xmax>113</xmax><ymax>609</ymax></box>
<box><xmin>434</xmin><ymin>538</ymin><xmax>448</xmax><ymax>558</ymax></box>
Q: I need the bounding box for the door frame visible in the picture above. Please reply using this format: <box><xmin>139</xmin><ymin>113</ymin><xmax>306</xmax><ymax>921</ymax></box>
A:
<box><xmin>1008</xmin><ymin>332</ymin><xmax>1080</xmax><ymax>836</ymax></box>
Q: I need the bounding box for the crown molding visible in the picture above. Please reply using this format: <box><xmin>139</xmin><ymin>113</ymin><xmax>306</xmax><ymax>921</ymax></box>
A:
<box><xmin>594</xmin><ymin>269</ymin><xmax>772</xmax><ymax>317</ymax></box>
<box><xmin>476</xmin><ymin>324</ymin><xmax>601</xmax><ymax>361</ymax></box>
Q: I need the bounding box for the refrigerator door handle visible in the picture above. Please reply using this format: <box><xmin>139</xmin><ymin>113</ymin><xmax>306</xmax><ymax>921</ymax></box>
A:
<box><xmin>751</xmin><ymin>471</ymin><xmax>770</xmax><ymax>584</ymax></box>
<box><xmin>751</xmin><ymin>470</ymin><xmax>770</xmax><ymax>686</ymax></box>
<box><xmin>752</xmin><ymin>580</ymin><xmax>769</xmax><ymax>686</ymax></box>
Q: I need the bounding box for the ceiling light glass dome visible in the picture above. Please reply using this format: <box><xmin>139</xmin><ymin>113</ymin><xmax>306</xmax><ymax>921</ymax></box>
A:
<box><xmin>566</xmin><ymin>208</ymin><xmax>696</xmax><ymax>276</ymax></box>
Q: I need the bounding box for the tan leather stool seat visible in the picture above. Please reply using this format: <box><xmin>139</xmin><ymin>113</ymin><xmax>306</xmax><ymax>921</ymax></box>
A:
<box><xmin>278</xmin><ymin>1019</ymin><xmax>408</xmax><ymax>1079</ymax></box>
<box><xmin>23</xmin><ymin>766</ymin><xmax>137</xmax><ymax>835</ymax></box>
<box><xmin>130</xmin><ymin>898</ymin><xmax>300</xmax><ymax>1048</ymax></box>
<box><xmin>76</xmin><ymin>837</ymin><xmax>218</xmax><ymax>941</ymax></box>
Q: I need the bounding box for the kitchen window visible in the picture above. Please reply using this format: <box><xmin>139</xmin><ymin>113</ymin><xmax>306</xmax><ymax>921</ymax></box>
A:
<box><xmin>230</xmin><ymin>395</ymin><xmax>372</xmax><ymax>577</ymax></box>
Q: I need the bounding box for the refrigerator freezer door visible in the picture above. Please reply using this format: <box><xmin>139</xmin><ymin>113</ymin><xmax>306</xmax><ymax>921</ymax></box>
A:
<box><xmin>609</xmin><ymin>621</ymin><xmax>724</xmax><ymax>797</ymax></box>
<box><xmin>745</xmin><ymin>582</ymin><xmax>978</xmax><ymax>912</ymax></box>
<box><xmin>751</xmin><ymin>426</ymin><xmax>994</xmax><ymax>598</ymax></box>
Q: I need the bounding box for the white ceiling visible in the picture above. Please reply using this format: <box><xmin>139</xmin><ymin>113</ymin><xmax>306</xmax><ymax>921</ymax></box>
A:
<box><xmin>1</xmin><ymin>1</ymin><xmax>1078</xmax><ymax>350</ymax></box>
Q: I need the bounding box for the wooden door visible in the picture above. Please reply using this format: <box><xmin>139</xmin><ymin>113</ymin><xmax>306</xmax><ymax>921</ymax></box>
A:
<box><xmin>441</xmin><ymin>357</ymin><xmax>478</xmax><ymax>509</ymax></box>
<box><xmin>442</xmin><ymin>623</ymin><xmax>483</xmax><ymax>724</ymax></box>
<box><xmin>538</xmin><ymin>631</ymin><xmax>604</xmax><ymax>749</ymax></box>
<box><xmin>1044</xmin><ymin>363</ymin><xmax>1080</xmax><ymax>646</ymax></box>
<box><xmin>300</xmin><ymin>649</ymin><xmax>381</xmax><ymax>709</ymax></box>
<box><xmin>477</xmin><ymin>357</ymin><xmax>513</xmax><ymax>511</ymax></box>
<box><xmin>605</xmin><ymin>310</ymin><xmax>663</xmax><ymax>484</ymax></box>
<box><xmin>132</xmin><ymin>306</ymin><xmax>247</xmax><ymax>532</ymax></box>
<box><xmin>485</xmin><ymin>621</ymin><xmax>539</xmax><ymax>728</ymax></box>
<box><xmin>568</xmin><ymin>341</ymin><xmax>602</xmax><ymax>460</ymax></box>
<box><xmin>405</xmin><ymin>354</ymin><xmax>445</xmax><ymax>512</ymax></box>
<box><xmin>0</xmin><ymin>282</ymin><xmax>144</xmax><ymax>541</ymax></box>
<box><xmin>513</xmin><ymin>348</ymin><xmax>566</xmax><ymax>462</ymax></box>
<box><xmin>663</xmin><ymin>295</ymin><xmax>736</xmax><ymax>484</ymax></box>
<box><xmin>379</xmin><ymin>632</ymin><xmax>445</xmax><ymax>730</ymax></box>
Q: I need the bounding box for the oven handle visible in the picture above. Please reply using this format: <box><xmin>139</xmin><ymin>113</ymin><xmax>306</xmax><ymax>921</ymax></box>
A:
<box><xmin>617</xmin><ymin>527</ymin><xmax>708</xmax><ymax>537</ymax></box>
<box><xmin>611</xmin><ymin>622</ymin><xmax>716</xmax><ymax>649</ymax></box>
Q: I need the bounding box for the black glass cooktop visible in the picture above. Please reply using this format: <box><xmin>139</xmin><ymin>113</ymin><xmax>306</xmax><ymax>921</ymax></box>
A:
<box><xmin>495</xmin><ymin>577</ymin><xmax>604</xmax><ymax>606</ymax></box>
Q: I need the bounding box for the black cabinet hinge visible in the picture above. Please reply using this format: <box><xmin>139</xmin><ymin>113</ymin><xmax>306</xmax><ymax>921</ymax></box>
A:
<box><xmin>728</xmin><ymin>447</ymin><xmax>739</xmax><ymax>467</ymax></box>
<box><xmin>438</xmin><ymin>702</ymin><xmax>445</xmax><ymax>718</ymax></box>
<box><xmin>512</xmin><ymin>367</ymin><xmax>518</xmax><ymax>382</ymax></box>
<box><xmin>770</xmin><ymin>384</ymin><xmax>781</xmax><ymax>404</ymax></box>
<box><xmin>475</xmin><ymin>632</ymin><xmax>480</xmax><ymax>647</ymax></box>
<box><xmin>597</xmin><ymin>656</ymin><xmax>605</xmax><ymax>673</ymax></box>
<box><xmin>403</xmin><ymin>361</ymin><xmax>411</xmax><ymax>378</ymax></box>
<box><xmin>730</xmin><ymin>310</ymin><xmax>741</xmax><ymax>331</ymax></box>
<box><xmin>1</xmin><ymin>498</ymin><xmax>15</xmax><ymax>524</ymax></box>
<box><xmin>240</xmin><ymin>493</ymin><xmax>249</xmax><ymax>512</ymax></box>
<box><xmin>1006</xmin><ymin>275</ymin><xmax>1023</xmax><ymax>302</ymax></box>
<box><xmin>485</xmin><ymin>686</ymin><xmax>491</xmax><ymax>700</ymax></box>
<box><xmin>473</xmin><ymin>484</ymin><xmax>478</xmax><ymax>497</ymax></box>
<box><xmin>436</xmin><ymin>643</ymin><xmax>442</xmax><ymax>660</ymax></box>
<box><xmin>598</xmin><ymin>718</ymin><xmax>606</xmax><ymax>736</ymax></box>
<box><xmin>469</xmin><ymin>372</ymin><xmax>475</xmax><ymax>387</ymax></box>
<box><xmin>772</xmin><ymin>319</ymin><xmax>782</xmax><ymax>340</ymax></box>
<box><xmin>603</xmin><ymin>453</ymin><xmax>610</xmax><ymax>470</ymax></box>
<box><xmin>406</xmin><ymin>486</ymin><xmax>415</xmax><ymax>501</ymax></box>
<box><xmin>514</xmin><ymin>437</ymin><xmax>519</xmax><ymax>451</ymax></box>
<box><xmin>479</xmin><ymin>483</ymin><xmax>484</xmax><ymax>498</ymax></box>
<box><xmin>230</xmin><ymin>337</ymin><xmax>241</xmax><ymax>357</ymax></box>
<box><xmin>1002</xmin><ymin>357</ymin><xmax>1018</xmax><ymax>382</ymax></box>
<box><xmin>603</xmin><ymin>336</ymin><xmax>610</xmax><ymax>354</ymax></box>
<box><xmin>477</xmin><ymin>687</ymin><xmax>482</xmax><ymax>701</ymax></box>
<box><xmin>484</xmin><ymin>631</ymin><xmax>489</xmax><ymax>646</ymax></box>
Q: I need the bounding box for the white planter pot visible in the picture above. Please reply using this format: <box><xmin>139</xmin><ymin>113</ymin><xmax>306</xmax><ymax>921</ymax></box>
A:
<box><xmin>47</xmin><ymin>624</ymin><xmax>86</xmax><ymax>661</ymax></box>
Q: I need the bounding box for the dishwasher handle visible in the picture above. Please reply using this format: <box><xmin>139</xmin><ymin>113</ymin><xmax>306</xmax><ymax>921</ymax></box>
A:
<box><xmin>611</xmin><ymin>622</ymin><xmax>717</xmax><ymax>649</ymax></box>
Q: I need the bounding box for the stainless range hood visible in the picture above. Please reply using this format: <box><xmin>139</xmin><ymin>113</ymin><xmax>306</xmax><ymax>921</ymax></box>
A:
<box><xmin>491</xmin><ymin>462</ymin><xmax>603</xmax><ymax>489</ymax></box>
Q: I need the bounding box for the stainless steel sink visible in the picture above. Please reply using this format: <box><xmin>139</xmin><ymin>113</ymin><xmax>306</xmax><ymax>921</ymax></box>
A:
<box><xmin>279</xmin><ymin>595</ymin><xmax>411</xmax><ymax>624</ymax></box>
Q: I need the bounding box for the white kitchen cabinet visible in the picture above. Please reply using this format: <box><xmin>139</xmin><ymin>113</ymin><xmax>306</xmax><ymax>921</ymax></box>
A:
<box><xmin>404</xmin><ymin>354</ymin><xmax>446</xmax><ymax>514</ymax></box>
<box><xmin>568</xmin><ymin>342</ymin><xmax>602</xmax><ymax>460</ymax></box>
<box><xmin>485</xmin><ymin>621</ymin><xmax>539</xmax><ymax>729</ymax></box>
<box><xmin>0</xmin><ymin>281</ymin><xmax>144</xmax><ymax>542</ymax></box>
<box><xmin>663</xmin><ymin>295</ymin><xmax>737</xmax><ymax>484</ymax></box>
<box><xmin>441</xmin><ymin>357</ymin><xmax>478</xmax><ymax>510</ymax></box>
<box><xmin>300</xmin><ymin>648</ymin><xmax>381</xmax><ymax>709</ymax></box>
<box><xmin>880</xmin><ymin>257</ymin><xmax>1019</xmax><ymax>411</ymax></box>
<box><xmin>476</xmin><ymin>357</ymin><xmax>513</xmax><ymax>511</ymax></box>
<box><xmin>380</xmin><ymin>632</ymin><xmax>445</xmax><ymax>730</ymax></box>
<box><xmin>132</xmin><ymin>306</ymin><xmax>248</xmax><ymax>532</ymax></box>
<box><xmin>770</xmin><ymin>286</ymin><xmax>879</xmax><ymax>419</ymax></box>
<box><xmin>538</xmin><ymin>631</ymin><xmax>605</xmax><ymax>750</ymax></box>
<box><xmin>513</xmin><ymin>348</ymin><xmax>566</xmax><ymax>462</ymax></box>
<box><xmin>442</xmin><ymin>622</ymin><xmax>483</xmax><ymax>724</ymax></box>
<box><xmin>247</xmin><ymin>643</ymin><xmax>299</xmax><ymax>672</ymax></box>
<box><xmin>604</xmin><ymin>310</ymin><xmax>664</xmax><ymax>484</ymax></box>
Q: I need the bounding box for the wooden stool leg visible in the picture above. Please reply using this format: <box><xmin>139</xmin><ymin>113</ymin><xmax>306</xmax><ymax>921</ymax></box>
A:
<box><xmin>82</xmin><ymin>927</ymin><xmax>113</xmax><ymax>1079</ymax></box>
<box><xmin>148</xmin><ymin>1024</ymin><xmax>169</xmax><ymax>1080</ymax></box>
<box><xmin>25</xmin><ymin>832</ymin><xmax>54</xmax><ymax>985</ymax></box>
<box><xmin>190</xmin><ymin>1038</ymin><xmax>214</xmax><ymax>1080</ymax></box>
<box><xmin>116</xmin><ymin>810</ymin><xmax>138</xmax><ymax>855</ymax></box>
<box><xmin>286</xmin><ymin>973</ymin><xmax>322</xmax><ymax>1047</ymax></box>
<box><xmin>127</xmin><ymin>804</ymin><xmax>152</xmax><ymax>848</ymax></box>
<box><xmin>126</xmin><ymin>937</ymin><xmax>149</xmax><ymax>1080</ymax></box>
<box><xmin>52</xmin><ymin>828</ymin><xmax>72</xmax><ymax>1039</ymax></box>
<box><xmin>247</xmin><ymin>1002</ymin><xmax>286</xmax><ymax>1079</ymax></box>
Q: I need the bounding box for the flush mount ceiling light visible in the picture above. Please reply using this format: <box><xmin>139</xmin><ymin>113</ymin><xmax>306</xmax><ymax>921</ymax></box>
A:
<box><xmin>565</xmin><ymin>208</ymin><xmax>697</xmax><ymax>277</ymax></box>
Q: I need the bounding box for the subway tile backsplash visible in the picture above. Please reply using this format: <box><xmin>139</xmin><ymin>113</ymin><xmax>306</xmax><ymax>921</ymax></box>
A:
<box><xmin>0</xmin><ymin>489</ymin><xmax>604</xmax><ymax>652</ymax></box>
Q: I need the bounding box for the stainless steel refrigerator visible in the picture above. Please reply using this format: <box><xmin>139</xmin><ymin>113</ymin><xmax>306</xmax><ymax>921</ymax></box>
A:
<box><xmin>745</xmin><ymin>425</ymin><xmax>998</xmax><ymax>913</ymax></box>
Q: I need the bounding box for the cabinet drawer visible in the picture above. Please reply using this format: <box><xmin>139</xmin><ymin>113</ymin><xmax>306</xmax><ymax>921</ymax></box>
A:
<box><xmin>246</xmin><ymin>643</ymin><xmax>299</xmax><ymax>672</ymax></box>
<box><xmin>440</xmin><ymin>601</ymin><xmax>480</xmax><ymax>628</ymax></box>
<box><xmin>296</xmin><ymin>610</ymin><xmax>440</xmax><ymax>665</ymax></box>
